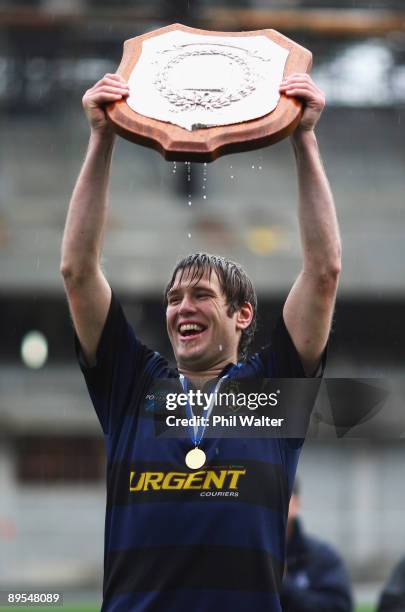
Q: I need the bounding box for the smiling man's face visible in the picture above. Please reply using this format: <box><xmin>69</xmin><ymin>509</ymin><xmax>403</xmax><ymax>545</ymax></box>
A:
<box><xmin>166</xmin><ymin>267</ymin><xmax>247</xmax><ymax>374</ymax></box>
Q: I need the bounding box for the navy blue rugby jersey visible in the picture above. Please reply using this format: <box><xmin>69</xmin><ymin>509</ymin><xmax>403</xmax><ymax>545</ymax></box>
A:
<box><xmin>75</xmin><ymin>291</ymin><xmax>321</xmax><ymax>612</ymax></box>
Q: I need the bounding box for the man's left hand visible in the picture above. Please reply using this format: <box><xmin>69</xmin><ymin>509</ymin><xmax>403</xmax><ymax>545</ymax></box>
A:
<box><xmin>279</xmin><ymin>73</ymin><xmax>325</xmax><ymax>133</ymax></box>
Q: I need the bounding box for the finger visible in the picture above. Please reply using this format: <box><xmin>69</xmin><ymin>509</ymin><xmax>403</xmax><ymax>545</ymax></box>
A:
<box><xmin>88</xmin><ymin>86</ymin><xmax>130</xmax><ymax>99</ymax></box>
<box><xmin>280</xmin><ymin>77</ymin><xmax>319</xmax><ymax>92</ymax></box>
<box><xmin>279</xmin><ymin>84</ymin><xmax>314</xmax><ymax>95</ymax></box>
<box><xmin>99</xmin><ymin>77</ymin><xmax>129</xmax><ymax>88</ymax></box>
<box><xmin>88</xmin><ymin>75</ymin><xmax>128</xmax><ymax>92</ymax></box>
<box><xmin>90</xmin><ymin>80</ymin><xmax>129</xmax><ymax>94</ymax></box>
<box><xmin>87</xmin><ymin>92</ymin><xmax>126</xmax><ymax>105</ymax></box>
<box><xmin>280</xmin><ymin>78</ymin><xmax>318</xmax><ymax>90</ymax></box>
<box><xmin>98</xmin><ymin>83</ymin><xmax>129</xmax><ymax>94</ymax></box>
<box><xmin>280</xmin><ymin>83</ymin><xmax>323</xmax><ymax>97</ymax></box>
<box><xmin>103</xmin><ymin>73</ymin><xmax>127</xmax><ymax>83</ymax></box>
<box><xmin>281</xmin><ymin>87</ymin><xmax>325</xmax><ymax>106</ymax></box>
<box><xmin>85</xmin><ymin>88</ymin><xmax>129</xmax><ymax>103</ymax></box>
<box><xmin>279</xmin><ymin>80</ymin><xmax>322</xmax><ymax>95</ymax></box>
<box><xmin>280</xmin><ymin>84</ymin><xmax>314</xmax><ymax>96</ymax></box>
<box><xmin>281</xmin><ymin>73</ymin><xmax>312</xmax><ymax>84</ymax></box>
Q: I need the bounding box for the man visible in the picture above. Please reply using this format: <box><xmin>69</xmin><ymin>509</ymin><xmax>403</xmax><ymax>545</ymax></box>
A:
<box><xmin>281</xmin><ymin>480</ymin><xmax>353</xmax><ymax>612</ymax></box>
<box><xmin>61</xmin><ymin>72</ymin><xmax>341</xmax><ymax>611</ymax></box>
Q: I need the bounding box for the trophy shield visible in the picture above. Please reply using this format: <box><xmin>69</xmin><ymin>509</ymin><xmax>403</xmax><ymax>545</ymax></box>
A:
<box><xmin>106</xmin><ymin>23</ymin><xmax>312</xmax><ymax>162</ymax></box>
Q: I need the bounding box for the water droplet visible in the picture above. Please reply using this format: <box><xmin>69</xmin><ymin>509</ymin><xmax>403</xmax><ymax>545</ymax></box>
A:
<box><xmin>188</xmin><ymin>200</ymin><xmax>192</xmax><ymax>206</ymax></box>
<box><xmin>204</xmin><ymin>162</ymin><xmax>207</xmax><ymax>167</ymax></box>
<box><xmin>188</xmin><ymin>233</ymin><xmax>191</xmax><ymax>238</ymax></box>
<box><xmin>230</xmin><ymin>165</ymin><xmax>233</xmax><ymax>169</ymax></box>
<box><xmin>203</xmin><ymin>195</ymin><xmax>206</xmax><ymax>199</ymax></box>
<box><xmin>251</xmin><ymin>165</ymin><xmax>255</xmax><ymax>169</ymax></box>
<box><xmin>202</xmin><ymin>185</ymin><xmax>206</xmax><ymax>190</ymax></box>
<box><xmin>230</xmin><ymin>175</ymin><xmax>234</xmax><ymax>179</ymax></box>
<box><xmin>258</xmin><ymin>166</ymin><xmax>262</xmax><ymax>170</ymax></box>
<box><xmin>203</xmin><ymin>177</ymin><xmax>207</xmax><ymax>181</ymax></box>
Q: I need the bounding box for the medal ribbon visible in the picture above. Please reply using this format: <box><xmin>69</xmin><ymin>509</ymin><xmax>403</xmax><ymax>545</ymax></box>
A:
<box><xmin>179</xmin><ymin>374</ymin><xmax>229</xmax><ymax>447</ymax></box>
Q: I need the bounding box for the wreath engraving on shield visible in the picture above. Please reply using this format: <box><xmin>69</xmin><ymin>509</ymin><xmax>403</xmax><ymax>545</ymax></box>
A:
<box><xmin>153</xmin><ymin>43</ymin><xmax>268</xmax><ymax>114</ymax></box>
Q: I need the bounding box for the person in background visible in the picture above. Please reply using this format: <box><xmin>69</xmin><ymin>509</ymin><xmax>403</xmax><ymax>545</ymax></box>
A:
<box><xmin>281</xmin><ymin>479</ymin><xmax>353</xmax><ymax>612</ymax></box>
<box><xmin>377</xmin><ymin>557</ymin><xmax>405</xmax><ymax>612</ymax></box>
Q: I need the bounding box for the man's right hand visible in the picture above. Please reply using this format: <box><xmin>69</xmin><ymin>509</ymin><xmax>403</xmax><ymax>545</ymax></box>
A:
<box><xmin>61</xmin><ymin>73</ymin><xmax>128</xmax><ymax>366</ymax></box>
<box><xmin>82</xmin><ymin>73</ymin><xmax>130</xmax><ymax>135</ymax></box>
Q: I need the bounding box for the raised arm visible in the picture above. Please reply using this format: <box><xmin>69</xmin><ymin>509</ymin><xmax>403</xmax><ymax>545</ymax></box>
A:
<box><xmin>60</xmin><ymin>73</ymin><xmax>129</xmax><ymax>365</ymax></box>
<box><xmin>279</xmin><ymin>74</ymin><xmax>341</xmax><ymax>375</ymax></box>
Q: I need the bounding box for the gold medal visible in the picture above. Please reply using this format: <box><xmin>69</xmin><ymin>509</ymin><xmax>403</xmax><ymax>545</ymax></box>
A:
<box><xmin>185</xmin><ymin>447</ymin><xmax>206</xmax><ymax>470</ymax></box>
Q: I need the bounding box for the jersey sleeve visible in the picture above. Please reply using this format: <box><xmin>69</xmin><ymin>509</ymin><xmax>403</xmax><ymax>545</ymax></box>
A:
<box><xmin>255</xmin><ymin>315</ymin><xmax>327</xmax><ymax>456</ymax></box>
<box><xmin>258</xmin><ymin>315</ymin><xmax>327</xmax><ymax>379</ymax></box>
<box><xmin>74</xmin><ymin>291</ymin><xmax>160</xmax><ymax>436</ymax></box>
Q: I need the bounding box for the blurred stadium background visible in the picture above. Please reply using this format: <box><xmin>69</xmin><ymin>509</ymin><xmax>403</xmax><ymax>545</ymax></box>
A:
<box><xmin>1</xmin><ymin>0</ymin><xmax>405</xmax><ymax>610</ymax></box>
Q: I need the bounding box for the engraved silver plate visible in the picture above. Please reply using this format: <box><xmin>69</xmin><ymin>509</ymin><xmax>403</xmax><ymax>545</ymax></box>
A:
<box><xmin>127</xmin><ymin>31</ymin><xmax>289</xmax><ymax>131</ymax></box>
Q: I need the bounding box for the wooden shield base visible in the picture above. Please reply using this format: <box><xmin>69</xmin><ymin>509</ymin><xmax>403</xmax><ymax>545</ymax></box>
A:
<box><xmin>107</xmin><ymin>23</ymin><xmax>312</xmax><ymax>163</ymax></box>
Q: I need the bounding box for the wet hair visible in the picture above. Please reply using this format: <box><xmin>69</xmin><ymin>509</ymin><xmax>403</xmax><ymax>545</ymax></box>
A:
<box><xmin>164</xmin><ymin>252</ymin><xmax>257</xmax><ymax>361</ymax></box>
